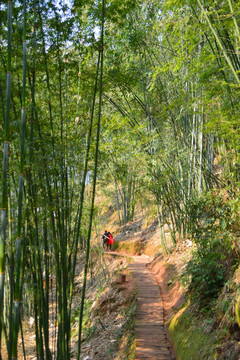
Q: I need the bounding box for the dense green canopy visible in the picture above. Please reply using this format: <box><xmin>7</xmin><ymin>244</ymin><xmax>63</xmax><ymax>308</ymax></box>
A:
<box><xmin>0</xmin><ymin>0</ymin><xmax>239</xmax><ymax>358</ymax></box>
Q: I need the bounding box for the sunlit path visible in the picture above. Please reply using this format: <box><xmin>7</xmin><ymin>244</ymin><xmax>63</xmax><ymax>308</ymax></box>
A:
<box><xmin>129</xmin><ymin>256</ymin><xmax>174</xmax><ymax>360</ymax></box>
<box><xmin>106</xmin><ymin>252</ymin><xmax>174</xmax><ymax>359</ymax></box>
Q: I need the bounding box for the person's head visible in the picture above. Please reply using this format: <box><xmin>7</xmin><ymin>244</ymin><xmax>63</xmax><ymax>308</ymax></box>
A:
<box><xmin>105</xmin><ymin>230</ymin><xmax>108</xmax><ymax>233</ymax></box>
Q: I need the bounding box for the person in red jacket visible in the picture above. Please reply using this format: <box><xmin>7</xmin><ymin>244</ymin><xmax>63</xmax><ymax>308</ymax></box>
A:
<box><xmin>107</xmin><ymin>232</ymin><xmax>114</xmax><ymax>251</ymax></box>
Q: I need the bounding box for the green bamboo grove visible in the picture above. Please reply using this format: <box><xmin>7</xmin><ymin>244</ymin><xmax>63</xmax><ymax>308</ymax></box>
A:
<box><xmin>0</xmin><ymin>0</ymin><xmax>240</xmax><ymax>358</ymax></box>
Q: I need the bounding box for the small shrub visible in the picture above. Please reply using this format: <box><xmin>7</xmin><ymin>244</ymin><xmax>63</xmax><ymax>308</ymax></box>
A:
<box><xmin>185</xmin><ymin>192</ymin><xmax>239</xmax><ymax>304</ymax></box>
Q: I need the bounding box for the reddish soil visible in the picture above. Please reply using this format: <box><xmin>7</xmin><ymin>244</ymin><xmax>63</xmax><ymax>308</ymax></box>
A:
<box><xmin>148</xmin><ymin>256</ymin><xmax>185</xmax><ymax>324</ymax></box>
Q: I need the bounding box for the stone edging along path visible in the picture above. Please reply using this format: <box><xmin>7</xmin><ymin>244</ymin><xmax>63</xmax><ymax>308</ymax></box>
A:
<box><xmin>107</xmin><ymin>252</ymin><xmax>174</xmax><ymax>360</ymax></box>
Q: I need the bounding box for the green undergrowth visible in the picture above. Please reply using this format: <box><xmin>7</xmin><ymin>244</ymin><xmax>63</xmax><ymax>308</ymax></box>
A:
<box><xmin>168</xmin><ymin>269</ymin><xmax>240</xmax><ymax>360</ymax></box>
<box><xmin>71</xmin><ymin>287</ymin><xmax>105</xmax><ymax>341</ymax></box>
<box><xmin>185</xmin><ymin>192</ymin><xmax>239</xmax><ymax>304</ymax></box>
<box><xmin>168</xmin><ymin>192</ymin><xmax>240</xmax><ymax>359</ymax></box>
<box><xmin>116</xmin><ymin>293</ymin><xmax>137</xmax><ymax>359</ymax></box>
<box><xmin>168</xmin><ymin>303</ymin><xmax>220</xmax><ymax>360</ymax></box>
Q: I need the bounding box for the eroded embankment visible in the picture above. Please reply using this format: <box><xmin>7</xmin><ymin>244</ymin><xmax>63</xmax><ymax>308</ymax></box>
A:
<box><xmin>148</xmin><ymin>253</ymin><xmax>220</xmax><ymax>360</ymax></box>
<box><xmin>148</xmin><ymin>252</ymin><xmax>240</xmax><ymax>360</ymax></box>
<box><xmin>73</xmin><ymin>253</ymin><xmax>137</xmax><ymax>360</ymax></box>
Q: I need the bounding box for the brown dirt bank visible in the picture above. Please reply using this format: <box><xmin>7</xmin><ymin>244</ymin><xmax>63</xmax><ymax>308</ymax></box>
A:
<box><xmin>148</xmin><ymin>255</ymin><xmax>185</xmax><ymax>323</ymax></box>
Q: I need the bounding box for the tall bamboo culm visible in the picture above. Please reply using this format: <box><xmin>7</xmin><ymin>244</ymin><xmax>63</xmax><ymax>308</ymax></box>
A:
<box><xmin>12</xmin><ymin>0</ymin><xmax>27</xmax><ymax>358</ymax></box>
<box><xmin>0</xmin><ymin>2</ymin><xmax>12</xmax><ymax>358</ymax></box>
<box><xmin>77</xmin><ymin>0</ymin><xmax>105</xmax><ymax>358</ymax></box>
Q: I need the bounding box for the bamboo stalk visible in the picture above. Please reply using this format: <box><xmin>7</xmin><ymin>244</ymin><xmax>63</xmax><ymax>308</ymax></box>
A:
<box><xmin>227</xmin><ymin>0</ymin><xmax>240</xmax><ymax>59</ymax></box>
<box><xmin>12</xmin><ymin>0</ymin><xmax>27</xmax><ymax>356</ymax></box>
<box><xmin>197</xmin><ymin>0</ymin><xmax>240</xmax><ymax>84</ymax></box>
<box><xmin>77</xmin><ymin>1</ymin><xmax>105</xmax><ymax>358</ymax></box>
<box><xmin>7</xmin><ymin>193</ymin><xmax>14</xmax><ymax>358</ymax></box>
<box><xmin>0</xmin><ymin>2</ymin><xmax>12</xmax><ymax>355</ymax></box>
<box><xmin>157</xmin><ymin>202</ymin><xmax>168</xmax><ymax>255</ymax></box>
<box><xmin>69</xmin><ymin>50</ymin><xmax>101</xmax><ymax>316</ymax></box>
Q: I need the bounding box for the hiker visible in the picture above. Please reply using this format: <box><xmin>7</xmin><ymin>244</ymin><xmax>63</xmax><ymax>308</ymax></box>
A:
<box><xmin>107</xmin><ymin>232</ymin><xmax>114</xmax><ymax>251</ymax></box>
<box><xmin>102</xmin><ymin>230</ymin><xmax>109</xmax><ymax>250</ymax></box>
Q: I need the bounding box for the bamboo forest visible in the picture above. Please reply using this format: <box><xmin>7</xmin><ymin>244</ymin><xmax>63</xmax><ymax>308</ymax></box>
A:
<box><xmin>0</xmin><ymin>0</ymin><xmax>240</xmax><ymax>359</ymax></box>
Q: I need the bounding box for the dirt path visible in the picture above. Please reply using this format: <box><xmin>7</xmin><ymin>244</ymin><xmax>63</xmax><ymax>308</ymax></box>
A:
<box><xmin>107</xmin><ymin>252</ymin><xmax>174</xmax><ymax>360</ymax></box>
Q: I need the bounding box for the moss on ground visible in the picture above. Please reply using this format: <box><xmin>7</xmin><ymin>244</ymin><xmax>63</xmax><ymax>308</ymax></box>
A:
<box><xmin>168</xmin><ymin>303</ymin><xmax>220</xmax><ymax>360</ymax></box>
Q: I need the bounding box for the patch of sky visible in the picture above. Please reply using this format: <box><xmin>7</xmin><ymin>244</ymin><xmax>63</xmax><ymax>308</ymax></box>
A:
<box><xmin>55</xmin><ymin>0</ymin><xmax>74</xmax><ymax>21</ymax></box>
<box><xmin>94</xmin><ymin>25</ymin><xmax>101</xmax><ymax>41</ymax></box>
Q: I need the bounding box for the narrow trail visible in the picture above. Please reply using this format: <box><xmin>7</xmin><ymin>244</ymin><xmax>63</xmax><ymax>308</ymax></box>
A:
<box><xmin>107</xmin><ymin>252</ymin><xmax>174</xmax><ymax>360</ymax></box>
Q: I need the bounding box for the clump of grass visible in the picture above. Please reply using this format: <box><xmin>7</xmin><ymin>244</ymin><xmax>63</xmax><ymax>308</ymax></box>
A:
<box><xmin>71</xmin><ymin>299</ymin><xmax>95</xmax><ymax>340</ymax></box>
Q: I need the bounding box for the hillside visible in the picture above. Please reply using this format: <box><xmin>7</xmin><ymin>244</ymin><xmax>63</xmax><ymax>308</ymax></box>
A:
<box><xmin>94</xmin><ymin>196</ymin><xmax>240</xmax><ymax>360</ymax></box>
<box><xmin>1</xmin><ymin>0</ymin><xmax>240</xmax><ymax>358</ymax></box>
